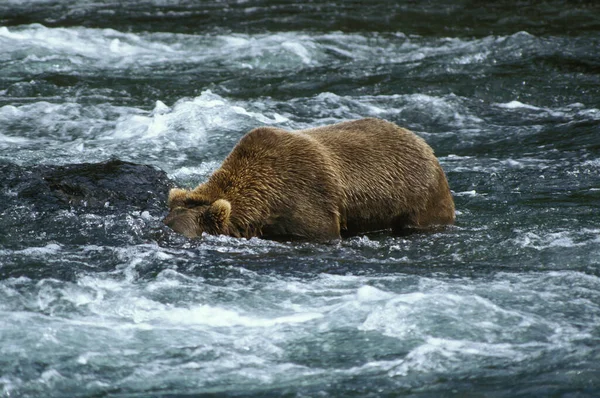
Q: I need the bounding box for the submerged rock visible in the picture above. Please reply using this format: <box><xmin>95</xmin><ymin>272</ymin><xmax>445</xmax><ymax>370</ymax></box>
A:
<box><xmin>2</xmin><ymin>159</ymin><xmax>173</xmax><ymax>213</ymax></box>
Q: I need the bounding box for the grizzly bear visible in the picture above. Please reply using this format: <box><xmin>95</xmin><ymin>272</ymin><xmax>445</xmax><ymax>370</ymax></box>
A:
<box><xmin>163</xmin><ymin>118</ymin><xmax>454</xmax><ymax>240</ymax></box>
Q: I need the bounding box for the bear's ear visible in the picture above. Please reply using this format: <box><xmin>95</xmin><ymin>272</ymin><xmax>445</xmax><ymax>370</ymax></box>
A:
<box><xmin>167</xmin><ymin>188</ymin><xmax>188</xmax><ymax>209</ymax></box>
<box><xmin>184</xmin><ymin>190</ymin><xmax>211</xmax><ymax>207</ymax></box>
<box><xmin>206</xmin><ymin>199</ymin><xmax>231</xmax><ymax>226</ymax></box>
<box><xmin>168</xmin><ymin>187</ymin><xmax>211</xmax><ymax>209</ymax></box>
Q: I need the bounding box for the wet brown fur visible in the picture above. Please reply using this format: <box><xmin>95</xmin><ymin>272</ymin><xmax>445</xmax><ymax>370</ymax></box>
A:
<box><xmin>163</xmin><ymin>118</ymin><xmax>455</xmax><ymax>240</ymax></box>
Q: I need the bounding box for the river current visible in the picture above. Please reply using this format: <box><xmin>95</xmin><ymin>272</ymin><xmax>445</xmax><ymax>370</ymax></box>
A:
<box><xmin>1</xmin><ymin>1</ymin><xmax>600</xmax><ymax>397</ymax></box>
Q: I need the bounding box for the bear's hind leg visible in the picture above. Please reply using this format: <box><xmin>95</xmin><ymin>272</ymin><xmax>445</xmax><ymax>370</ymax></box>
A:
<box><xmin>413</xmin><ymin>165</ymin><xmax>455</xmax><ymax>227</ymax></box>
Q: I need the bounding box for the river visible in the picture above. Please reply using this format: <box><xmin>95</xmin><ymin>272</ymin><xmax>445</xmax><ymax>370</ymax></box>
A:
<box><xmin>1</xmin><ymin>1</ymin><xmax>599</xmax><ymax>396</ymax></box>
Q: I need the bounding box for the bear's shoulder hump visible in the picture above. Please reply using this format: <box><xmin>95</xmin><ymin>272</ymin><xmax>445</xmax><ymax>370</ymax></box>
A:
<box><xmin>240</xmin><ymin>126</ymin><xmax>293</xmax><ymax>145</ymax></box>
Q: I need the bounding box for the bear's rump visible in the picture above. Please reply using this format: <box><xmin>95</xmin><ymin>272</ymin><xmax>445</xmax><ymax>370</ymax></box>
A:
<box><xmin>302</xmin><ymin>123</ymin><xmax>441</xmax><ymax>233</ymax></box>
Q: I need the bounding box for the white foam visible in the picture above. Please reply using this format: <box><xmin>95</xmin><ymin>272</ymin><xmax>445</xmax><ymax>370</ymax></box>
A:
<box><xmin>280</xmin><ymin>92</ymin><xmax>481</xmax><ymax>130</ymax></box>
<box><xmin>0</xmin><ymin>90</ymin><xmax>293</xmax><ymax>167</ymax></box>
<box><xmin>444</xmin><ymin>154</ymin><xmax>473</xmax><ymax>160</ymax></box>
<box><xmin>109</xmin><ymin>296</ymin><xmax>324</xmax><ymax>328</ymax></box>
<box><xmin>494</xmin><ymin>100</ymin><xmax>574</xmax><ymax>118</ymax></box>
<box><xmin>111</xmin><ymin>90</ymin><xmax>287</xmax><ymax>143</ymax></box>
<box><xmin>495</xmin><ymin>100</ymin><xmax>542</xmax><ymax>110</ymax></box>
<box><xmin>355</xmin><ymin>285</ymin><xmax>395</xmax><ymax>302</ymax></box>
<box><xmin>358</xmin><ymin>290</ymin><xmax>536</xmax><ymax>344</ymax></box>
<box><xmin>0</xmin><ymin>25</ymin><xmax>523</xmax><ymax>79</ymax></box>
<box><xmin>577</xmin><ymin>107</ymin><xmax>600</xmax><ymax>119</ymax></box>
<box><xmin>1</xmin><ymin>243</ymin><xmax>62</xmax><ymax>256</ymax></box>
<box><xmin>0</xmin><ymin>132</ymin><xmax>32</xmax><ymax>146</ymax></box>
<box><xmin>389</xmin><ymin>338</ymin><xmax>526</xmax><ymax>376</ymax></box>
<box><xmin>453</xmin><ymin>52</ymin><xmax>489</xmax><ymax>65</ymax></box>
<box><xmin>454</xmin><ymin>190</ymin><xmax>479</xmax><ymax>197</ymax></box>
<box><xmin>347</xmin><ymin>236</ymin><xmax>381</xmax><ymax>249</ymax></box>
<box><xmin>281</xmin><ymin>41</ymin><xmax>313</xmax><ymax>64</ymax></box>
<box><xmin>40</xmin><ymin>369</ymin><xmax>64</xmax><ymax>383</ymax></box>
<box><xmin>0</xmin><ymin>375</ymin><xmax>19</xmax><ymax>397</ymax></box>
<box><xmin>0</xmin><ymin>85</ymin><xmax>488</xmax><ymax>168</ymax></box>
<box><xmin>169</xmin><ymin>162</ymin><xmax>221</xmax><ymax>181</ymax></box>
<box><xmin>0</xmin><ymin>24</ymin><xmax>184</xmax><ymax>70</ymax></box>
<box><xmin>582</xmin><ymin>159</ymin><xmax>600</xmax><ymax>168</ymax></box>
<box><xmin>514</xmin><ymin>230</ymin><xmax>585</xmax><ymax>250</ymax></box>
<box><xmin>2</xmin><ymin>260</ymin><xmax>598</xmax><ymax>394</ymax></box>
<box><xmin>449</xmin><ymin>156</ymin><xmax>551</xmax><ymax>174</ymax></box>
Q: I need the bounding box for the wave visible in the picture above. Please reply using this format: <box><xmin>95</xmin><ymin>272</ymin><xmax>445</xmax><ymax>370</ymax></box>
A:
<box><xmin>0</xmin><ymin>24</ymin><xmax>576</xmax><ymax>75</ymax></box>
<box><xmin>513</xmin><ymin>229</ymin><xmax>600</xmax><ymax>250</ymax></box>
<box><xmin>2</xmin><ymin>88</ymin><xmax>598</xmax><ymax>178</ymax></box>
<box><xmin>1</xmin><ymin>267</ymin><xmax>598</xmax><ymax>393</ymax></box>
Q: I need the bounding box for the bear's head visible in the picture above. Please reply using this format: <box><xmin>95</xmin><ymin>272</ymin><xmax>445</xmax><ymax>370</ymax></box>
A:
<box><xmin>163</xmin><ymin>188</ymin><xmax>231</xmax><ymax>238</ymax></box>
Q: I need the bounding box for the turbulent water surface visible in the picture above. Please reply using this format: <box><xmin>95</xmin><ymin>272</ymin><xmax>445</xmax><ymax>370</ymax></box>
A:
<box><xmin>1</xmin><ymin>1</ymin><xmax>600</xmax><ymax>397</ymax></box>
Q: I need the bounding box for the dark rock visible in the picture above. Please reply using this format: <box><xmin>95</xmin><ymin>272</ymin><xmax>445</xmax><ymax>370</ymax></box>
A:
<box><xmin>2</xmin><ymin>159</ymin><xmax>174</xmax><ymax>213</ymax></box>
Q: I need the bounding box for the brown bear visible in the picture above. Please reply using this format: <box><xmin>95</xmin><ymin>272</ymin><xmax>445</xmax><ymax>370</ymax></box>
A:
<box><xmin>163</xmin><ymin>118</ymin><xmax>455</xmax><ymax>240</ymax></box>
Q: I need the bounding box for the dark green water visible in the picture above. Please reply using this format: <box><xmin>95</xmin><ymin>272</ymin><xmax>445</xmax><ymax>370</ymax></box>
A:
<box><xmin>1</xmin><ymin>1</ymin><xmax>600</xmax><ymax>397</ymax></box>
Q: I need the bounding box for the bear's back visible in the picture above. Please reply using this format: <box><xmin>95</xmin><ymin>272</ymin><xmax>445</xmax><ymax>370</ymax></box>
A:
<box><xmin>299</xmin><ymin>118</ymin><xmax>445</xmax><ymax>233</ymax></box>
